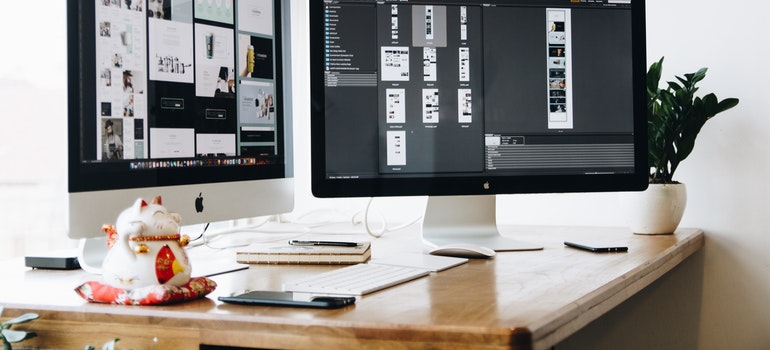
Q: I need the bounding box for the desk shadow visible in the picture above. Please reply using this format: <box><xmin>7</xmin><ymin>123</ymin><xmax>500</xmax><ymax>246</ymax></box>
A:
<box><xmin>556</xmin><ymin>249</ymin><xmax>705</xmax><ymax>350</ymax></box>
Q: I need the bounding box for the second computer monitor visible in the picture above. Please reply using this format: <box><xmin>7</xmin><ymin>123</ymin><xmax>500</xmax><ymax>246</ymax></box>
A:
<box><xmin>310</xmin><ymin>0</ymin><xmax>648</xmax><ymax>249</ymax></box>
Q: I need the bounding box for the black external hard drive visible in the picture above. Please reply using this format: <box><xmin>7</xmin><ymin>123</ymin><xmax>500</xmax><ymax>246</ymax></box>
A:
<box><xmin>25</xmin><ymin>255</ymin><xmax>81</xmax><ymax>270</ymax></box>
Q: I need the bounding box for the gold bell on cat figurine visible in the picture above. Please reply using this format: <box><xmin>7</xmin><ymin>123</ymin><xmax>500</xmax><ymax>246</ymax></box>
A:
<box><xmin>134</xmin><ymin>243</ymin><xmax>149</xmax><ymax>254</ymax></box>
<box><xmin>179</xmin><ymin>234</ymin><xmax>190</xmax><ymax>247</ymax></box>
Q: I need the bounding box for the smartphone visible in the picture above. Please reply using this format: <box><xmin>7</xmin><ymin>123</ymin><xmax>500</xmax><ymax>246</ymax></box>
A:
<box><xmin>218</xmin><ymin>291</ymin><xmax>356</xmax><ymax>309</ymax></box>
<box><xmin>564</xmin><ymin>241</ymin><xmax>628</xmax><ymax>253</ymax></box>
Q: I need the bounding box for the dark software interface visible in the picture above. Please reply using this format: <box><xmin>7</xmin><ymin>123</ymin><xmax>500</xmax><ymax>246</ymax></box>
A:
<box><xmin>321</xmin><ymin>0</ymin><xmax>636</xmax><ymax>180</ymax></box>
<box><xmin>71</xmin><ymin>0</ymin><xmax>287</xmax><ymax>191</ymax></box>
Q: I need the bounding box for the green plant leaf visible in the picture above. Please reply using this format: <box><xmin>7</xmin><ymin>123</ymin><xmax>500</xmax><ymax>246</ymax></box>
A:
<box><xmin>2</xmin><ymin>313</ymin><xmax>39</xmax><ymax>326</ymax></box>
<box><xmin>646</xmin><ymin>57</ymin><xmax>664</xmax><ymax>95</ymax></box>
<box><xmin>668</xmin><ymin>80</ymin><xmax>683</xmax><ymax>91</ymax></box>
<box><xmin>102</xmin><ymin>338</ymin><xmax>120</xmax><ymax>350</ymax></box>
<box><xmin>717</xmin><ymin>97</ymin><xmax>739</xmax><ymax>114</ymax></box>
<box><xmin>1</xmin><ymin>329</ymin><xmax>37</xmax><ymax>343</ymax></box>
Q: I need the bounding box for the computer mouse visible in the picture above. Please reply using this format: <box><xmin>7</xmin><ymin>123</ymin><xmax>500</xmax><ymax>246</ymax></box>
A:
<box><xmin>428</xmin><ymin>243</ymin><xmax>496</xmax><ymax>259</ymax></box>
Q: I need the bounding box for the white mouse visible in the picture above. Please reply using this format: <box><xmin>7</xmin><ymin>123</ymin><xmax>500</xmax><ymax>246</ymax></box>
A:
<box><xmin>428</xmin><ymin>243</ymin><xmax>496</xmax><ymax>259</ymax></box>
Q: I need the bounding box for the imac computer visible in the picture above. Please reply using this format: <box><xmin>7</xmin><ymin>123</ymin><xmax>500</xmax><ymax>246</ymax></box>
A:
<box><xmin>310</xmin><ymin>0</ymin><xmax>648</xmax><ymax>250</ymax></box>
<box><xmin>67</xmin><ymin>0</ymin><xmax>294</xmax><ymax>272</ymax></box>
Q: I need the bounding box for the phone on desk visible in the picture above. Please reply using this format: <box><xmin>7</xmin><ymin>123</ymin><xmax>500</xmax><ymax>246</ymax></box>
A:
<box><xmin>564</xmin><ymin>241</ymin><xmax>628</xmax><ymax>253</ymax></box>
<box><xmin>218</xmin><ymin>291</ymin><xmax>356</xmax><ymax>309</ymax></box>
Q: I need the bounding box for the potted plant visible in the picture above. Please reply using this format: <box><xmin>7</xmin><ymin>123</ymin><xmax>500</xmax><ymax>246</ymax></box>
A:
<box><xmin>0</xmin><ymin>307</ymin><xmax>38</xmax><ymax>350</ymax></box>
<box><xmin>626</xmin><ymin>57</ymin><xmax>739</xmax><ymax>234</ymax></box>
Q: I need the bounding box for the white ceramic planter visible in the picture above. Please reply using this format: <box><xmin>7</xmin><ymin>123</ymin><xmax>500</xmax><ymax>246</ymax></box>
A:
<box><xmin>621</xmin><ymin>183</ymin><xmax>687</xmax><ymax>235</ymax></box>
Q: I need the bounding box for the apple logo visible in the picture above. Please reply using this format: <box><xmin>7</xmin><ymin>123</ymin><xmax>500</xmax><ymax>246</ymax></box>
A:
<box><xmin>483</xmin><ymin>181</ymin><xmax>491</xmax><ymax>190</ymax></box>
<box><xmin>195</xmin><ymin>193</ymin><xmax>204</xmax><ymax>213</ymax></box>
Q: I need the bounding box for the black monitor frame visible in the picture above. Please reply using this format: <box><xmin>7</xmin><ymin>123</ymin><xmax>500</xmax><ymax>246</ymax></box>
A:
<box><xmin>67</xmin><ymin>0</ymin><xmax>291</xmax><ymax>194</ymax></box>
<box><xmin>310</xmin><ymin>0</ymin><xmax>648</xmax><ymax>198</ymax></box>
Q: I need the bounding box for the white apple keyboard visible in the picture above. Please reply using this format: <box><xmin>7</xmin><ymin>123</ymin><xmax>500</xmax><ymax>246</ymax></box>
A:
<box><xmin>283</xmin><ymin>254</ymin><xmax>468</xmax><ymax>296</ymax></box>
<box><xmin>283</xmin><ymin>263</ymin><xmax>432</xmax><ymax>296</ymax></box>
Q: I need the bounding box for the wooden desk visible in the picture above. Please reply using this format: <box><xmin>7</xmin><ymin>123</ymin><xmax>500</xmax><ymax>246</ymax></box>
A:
<box><xmin>0</xmin><ymin>226</ymin><xmax>703</xmax><ymax>349</ymax></box>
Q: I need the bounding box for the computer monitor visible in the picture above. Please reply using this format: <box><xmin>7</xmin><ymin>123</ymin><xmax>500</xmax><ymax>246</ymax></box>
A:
<box><xmin>310</xmin><ymin>0</ymin><xmax>648</xmax><ymax>250</ymax></box>
<box><xmin>67</xmin><ymin>0</ymin><xmax>294</xmax><ymax>272</ymax></box>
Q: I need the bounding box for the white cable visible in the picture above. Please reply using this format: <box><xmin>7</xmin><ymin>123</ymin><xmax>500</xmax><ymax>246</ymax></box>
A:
<box><xmin>186</xmin><ymin>215</ymin><xmax>303</xmax><ymax>250</ymax></box>
<box><xmin>189</xmin><ymin>199</ymin><xmax>423</xmax><ymax>248</ymax></box>
<box><xmin>356</xmin><ymin>197</ymin><xmax>423</xmax><ymax>238</ymax></box>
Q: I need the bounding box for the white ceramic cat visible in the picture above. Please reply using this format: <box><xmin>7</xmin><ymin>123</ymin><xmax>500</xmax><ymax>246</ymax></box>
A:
<box><xmin>101</xmin><ymin>196</ymin><xmax>192</xmax><ymax>289</ymax></box>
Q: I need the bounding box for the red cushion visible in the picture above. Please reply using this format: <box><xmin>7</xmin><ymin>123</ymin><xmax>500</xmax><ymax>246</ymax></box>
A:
<box><xmin>75</xmin><ymin>277</ymin><xmax>217</xmax><ymax>305</ymax></box>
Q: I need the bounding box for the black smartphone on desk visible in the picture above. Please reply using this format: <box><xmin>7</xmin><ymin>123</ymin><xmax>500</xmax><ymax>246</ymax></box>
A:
<box><xmin>218</xmin><ymin>291</ymin><xmax>355</xmax><ymax>309</ymax></box>
<box><xmin>564</xmin><ymin>241</ymin><xmax>628</xmax><ymax>253</ymax></box>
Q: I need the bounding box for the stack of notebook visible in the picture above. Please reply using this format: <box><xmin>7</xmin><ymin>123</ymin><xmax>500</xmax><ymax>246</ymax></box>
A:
<box><xmin>236</xmin><ymin>241</ymin><xmax>371</xmax><ymax>265</ymax></box>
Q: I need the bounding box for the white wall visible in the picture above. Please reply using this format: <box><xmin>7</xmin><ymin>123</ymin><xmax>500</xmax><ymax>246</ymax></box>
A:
<box><xmin>642</xmin><ymin>1</ymin><xmax>770</xmax><ymax>348</ymax></box>
<box><xmin>290</xmin><ymin>1</ymin><xmax>770</xmax><ymax>348</ymax></box>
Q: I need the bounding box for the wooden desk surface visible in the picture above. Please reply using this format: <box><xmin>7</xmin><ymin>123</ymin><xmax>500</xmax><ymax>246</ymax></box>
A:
<box><xmin>1</xmin><ymin>226</ymin><xmax>703</xmax><ymax>350</ymax></box>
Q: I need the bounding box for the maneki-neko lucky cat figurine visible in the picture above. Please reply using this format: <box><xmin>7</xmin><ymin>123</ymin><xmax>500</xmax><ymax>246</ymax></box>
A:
<box><xmin>101</xmin><ymin>196</ymin><xmax>192</xmax><ymax>290</ymax></box>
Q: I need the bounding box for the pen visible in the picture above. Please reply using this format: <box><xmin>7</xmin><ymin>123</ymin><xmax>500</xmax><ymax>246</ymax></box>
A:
<box><xmin>289</xmin><ymin>240</ymin><xmax>360</xmax><ymax>247</ymax></box>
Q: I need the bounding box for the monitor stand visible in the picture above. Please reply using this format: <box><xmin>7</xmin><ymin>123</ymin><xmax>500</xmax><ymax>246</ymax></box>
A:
<box><xmin>78</xmin><ymin>236</ymin><xmax>109</xmax><ymax>274</ymax></box>
<box><xmin>421</xmin><ymin>195</ymin><xmax>543</xmax><ymax>251</ymax></box>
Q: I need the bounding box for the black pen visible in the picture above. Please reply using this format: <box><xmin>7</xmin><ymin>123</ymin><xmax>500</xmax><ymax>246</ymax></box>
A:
<box><xmin>289</xmin><ymin>240</ymin><xmax>360</xmax><ymax>247</ymax></box>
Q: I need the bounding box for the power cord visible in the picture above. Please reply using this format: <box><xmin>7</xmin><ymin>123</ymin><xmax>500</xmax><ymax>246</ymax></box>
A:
<box><xmin>186</xmin><ymin>198</ymin><xmax>423</xmax><ymax>249</ymax></box>
<box><xmin>352</xmin><ymin>197</ymin><xmax>423</xmax><ymax>238</ymax></box>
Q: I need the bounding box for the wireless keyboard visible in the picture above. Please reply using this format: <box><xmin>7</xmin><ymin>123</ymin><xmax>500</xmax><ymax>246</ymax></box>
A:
<box><xmin>283</xmin><ymin>263</ymin><xmax>432</xmax><ymax>296</ymax></box>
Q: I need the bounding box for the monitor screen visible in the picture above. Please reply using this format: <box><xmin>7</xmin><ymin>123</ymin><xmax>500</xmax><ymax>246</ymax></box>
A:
<box><xmin>310</xmin><ymin>0</ymin><xmax>647</xmax><ymax>249</ymax></box>
<box><xmin>67</xmin><ymin>0</ymin><xmax>294</xmax><ymax>270</ymax></box>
